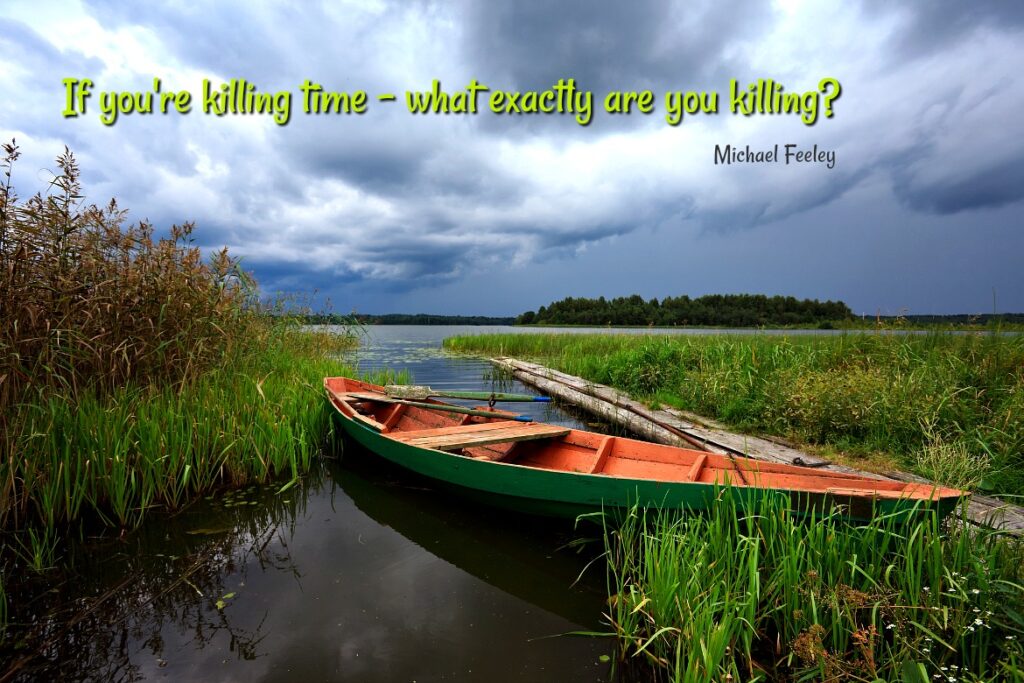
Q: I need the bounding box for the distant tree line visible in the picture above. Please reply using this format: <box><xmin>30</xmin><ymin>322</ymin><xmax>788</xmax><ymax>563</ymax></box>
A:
<box><xmin>305</xmin><ymin>313</ymin><xmax>515</xmax><ymax>325</ymax></box>
<box><xmin>515</xmin><ymin>294</ymin><xmax>854</xmax><ymax>327</ymax></box>
<box><xmin>301</xmin><ymin>307</ymin><xmax>1022</xmax><ymax>328</ymax></box>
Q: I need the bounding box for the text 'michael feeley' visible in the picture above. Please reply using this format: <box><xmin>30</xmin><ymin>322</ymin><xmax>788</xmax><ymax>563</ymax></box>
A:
<box><xmin>713</xmin><ymin>144</ymin><xmax>836</xmax><ymax>169</ymax></box>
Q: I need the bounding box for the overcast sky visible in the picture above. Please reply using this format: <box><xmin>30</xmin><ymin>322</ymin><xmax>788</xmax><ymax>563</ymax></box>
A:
<box><xmin>1</xmin><ymin>1</ymin><xmax>1022</xmax><ymax>316</ymax></box>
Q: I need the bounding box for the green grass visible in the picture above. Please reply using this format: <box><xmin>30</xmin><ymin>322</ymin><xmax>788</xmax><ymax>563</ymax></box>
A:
<box><xmin>444</xmin><ymin>332</ymin><xmax>1024</xmax><ymax>496</ymax></box>
<box><xmin>1</xmin><ymin>325</ymin><xmax>359</xmax><ymax>561</ymax></box>
<box><xmin>602</xmin><ymin>496</ymin><xmax>1024</xmax><ymax>681</ymax></box>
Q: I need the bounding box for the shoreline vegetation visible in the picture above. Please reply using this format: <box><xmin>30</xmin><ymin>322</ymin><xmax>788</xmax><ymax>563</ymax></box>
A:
<box><xmin>444</xmin><ymin>332</ymin><xmax>1024</xmax><ymax>496</ymax></box>
<box><xmin>0</xmin><ymin>144</ymin><xmax>360</xmax><ymax>632</ymax></box>
<box><xmin>445</xmin><ymin>332</ymin><xmax>1024</xmax><ymax>679</ymax></box>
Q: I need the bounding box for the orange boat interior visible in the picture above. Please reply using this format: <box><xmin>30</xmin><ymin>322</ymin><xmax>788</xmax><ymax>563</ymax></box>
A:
<box><xmin>325</xmin><ymin>377</ymin><xmax>961</xmax><ymax>501</ymax></box>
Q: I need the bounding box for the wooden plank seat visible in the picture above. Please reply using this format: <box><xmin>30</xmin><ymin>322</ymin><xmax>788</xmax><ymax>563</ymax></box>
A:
<box><xmin>390</xmin><ymin>421</ymin><xmax>570</xmax><ymax>452</ymax></box>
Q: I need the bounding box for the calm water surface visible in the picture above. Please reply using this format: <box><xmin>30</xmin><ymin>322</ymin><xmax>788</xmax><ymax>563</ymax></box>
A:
<box><xmin>9</xmin><ymin>325</ymin><xmax>630</xmax><ymax>682</ymax></box>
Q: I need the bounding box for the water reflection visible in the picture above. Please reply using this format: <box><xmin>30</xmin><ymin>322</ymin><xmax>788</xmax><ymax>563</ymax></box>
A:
<box><xmin>5</xmin><ymin>458</ymin><xmax>611</xmax><ymax>682</ymax></box>
<box><xmin>3</xmin><ymin>325</ymin><xmax>625</xmax><ymax>682</ymax></box>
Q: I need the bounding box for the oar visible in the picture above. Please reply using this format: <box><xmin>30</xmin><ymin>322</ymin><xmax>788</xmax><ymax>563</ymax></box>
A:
<box><xmin>348</xmin><ymin>392</ymin><xmax>534</xmax><ymax>422</ymax></box>
<box><xmin>385</xmin><ymin>385</ymin><xmax>551</xmax><ymax>402</ymax></box>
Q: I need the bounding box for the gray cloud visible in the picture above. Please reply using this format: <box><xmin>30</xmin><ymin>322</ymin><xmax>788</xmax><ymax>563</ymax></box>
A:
<box><xmin>1</xmin><ymin>2</ymin><xmax>1021</xmax><ymax>314</ymax></box>
<box><xmin>892</xmin><ymin>155</ymin><xmax>1024</xmax><ymax>215</ymax></box>
<box><xmin>458</xmin><ymin>0</ymin><xmax>775</xmax><ymax>135</ymax></box>
<box><xmin>467</xmin><ymin>0</ymin><xmax>770</xmax><ymax>86</ymax></box>
<box><xmin>864</xmin><ymin>0</ymin><xmax>1024</xmax><ymax>58</ymax></box>
<box><xmin>0</xmin><ymin>19</ymin><xmax>104</xmax><ymax>140</ymax></box>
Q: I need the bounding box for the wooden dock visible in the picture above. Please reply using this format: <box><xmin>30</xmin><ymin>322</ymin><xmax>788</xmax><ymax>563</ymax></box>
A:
<box><xmin>493</xmin><ymin>357</ymin><xmax>1024</xmax><ymax>536</ymax></box>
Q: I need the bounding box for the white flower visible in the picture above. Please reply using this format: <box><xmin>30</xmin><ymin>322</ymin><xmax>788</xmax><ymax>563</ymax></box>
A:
<box><xmin>974</xmin><ymin>618</ymin><xmax>984</xmax><ymax>626</ymax></box>
<box><xmin>971</xmin><ymin>588</ymin><xmax>981</xmax><ymax>595</ymax></box>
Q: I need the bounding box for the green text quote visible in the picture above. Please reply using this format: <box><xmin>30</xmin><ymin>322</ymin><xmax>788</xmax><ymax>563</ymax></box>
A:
<box><xmin>62</xmin><ymin>77</ymin><xmax>842</xmax><ymax>127</ymax></box>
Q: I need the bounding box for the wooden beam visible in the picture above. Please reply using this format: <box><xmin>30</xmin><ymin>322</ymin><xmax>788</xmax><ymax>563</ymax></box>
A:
<box><xmin>687</xmin><ymin>453</ymin><xmax>708</xmax><ymax>482</ymax></box>
<box><xmin>590</xmin><ymin>436</ymin><xmax>615</xmax><ymax>474</ymax></box>
<box><xmin>382</xmin><ymin>403</ymin><xmax>407</xmax><ymax>431</ymax></box>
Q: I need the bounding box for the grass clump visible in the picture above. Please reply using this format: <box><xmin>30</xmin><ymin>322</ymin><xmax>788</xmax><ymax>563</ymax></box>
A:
<box><xmin>603</xmin><ymin>497</ymin><xmax>1024</xmax><ymax>681</ymax></box>
<box><xmin>914</xmin><ymin>434</ymin><xmax>992</xmax><ymax>492</ymax></box>
<box><xmin>444</xmin><ymin>332</ymin><xmax>1024</xmax><ymax>495</ymax></box>
<box><xmin>0</xmin><ymin>142</ymin><xmax>357</xmax><ymax>581</ymax></box>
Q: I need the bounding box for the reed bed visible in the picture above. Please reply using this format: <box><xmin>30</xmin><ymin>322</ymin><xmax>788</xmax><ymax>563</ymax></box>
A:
<box><xmin>0</xmin><ymin>143</ymin><xmax>359</xmax><ymax>600</ymax></box>
<box><xmin>444</xmin><ymin>332</ymin><xmax>1024</xmax><ymax>495</ymax></box>
<box><xmin>0</xmin><ymin>142</ymin><xmax>255</xmax><ymax>417</ymax></box>
<box><xmin>602</xmin><ymin>496</ymin><xmax>1024</xmax><ymax>681</ymax></box>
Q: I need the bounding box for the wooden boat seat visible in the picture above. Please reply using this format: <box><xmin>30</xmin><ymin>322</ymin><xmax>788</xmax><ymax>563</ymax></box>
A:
<box><xmin>390</xmin><ymin>421</ymin><xmax>570</xmax><ymax>452</ymax></box>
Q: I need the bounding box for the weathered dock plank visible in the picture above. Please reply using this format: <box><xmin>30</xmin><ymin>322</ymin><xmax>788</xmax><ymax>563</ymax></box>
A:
<box><xmin>493</xmin><ymin>357</ymin><xmax>1024</xmax><ymax>535</ymax></box>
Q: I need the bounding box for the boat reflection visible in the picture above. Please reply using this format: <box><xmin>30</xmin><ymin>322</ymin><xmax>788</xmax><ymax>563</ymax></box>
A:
<box><xmin>336</xmin><ymin>444</ymin><xmax>608</xmax><ymax>629</ymax></box>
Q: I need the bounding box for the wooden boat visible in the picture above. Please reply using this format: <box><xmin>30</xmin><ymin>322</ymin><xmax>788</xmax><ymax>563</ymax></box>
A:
<box><xmin>325</xmin><ymin>377</ymin><xmax>965</xmax><ymax>520</ymax></box>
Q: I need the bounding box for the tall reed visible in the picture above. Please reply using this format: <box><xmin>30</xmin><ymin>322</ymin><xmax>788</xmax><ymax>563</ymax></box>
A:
<box><xmin>603</xmin><ymin>496</ymin><xmax>1024</xmax><ymax>681</ymax></box>
<box><xmin>0</xmin><ymin>141</ymin><xmax>256</xmax><ymax>415</ymax></box>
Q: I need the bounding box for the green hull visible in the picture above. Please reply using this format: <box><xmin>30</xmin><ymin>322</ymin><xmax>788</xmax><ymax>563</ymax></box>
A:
<box><xmin>333</xmin><ymin>412</ymin><xmax>959</xmax><ymax>522</ymax></box>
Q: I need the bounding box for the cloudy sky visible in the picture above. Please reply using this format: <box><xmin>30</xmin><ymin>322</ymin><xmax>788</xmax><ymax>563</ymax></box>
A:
<box><xmin>1</xmin><ymin>1</ymin><xmax>1022</xmax><ymax>316</ymax></box>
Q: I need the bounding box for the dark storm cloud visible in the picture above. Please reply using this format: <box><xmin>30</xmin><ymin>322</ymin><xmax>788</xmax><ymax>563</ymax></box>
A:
<box><xmin>863</xmin><ymin>0</ymin><xmax>1024</xmax><ymax>58</ymax></box>
<box><xmin>457</xmin><ymin>0</ymin><xmax>774</xmax><ymax>134</ymax></box>
<box><xmin>892</xmin><ymin>155</ymin><xmax>1024</xmax><ymax>215</ymax></box>
<box><xmin>282</xmin><ymin>117</ymin><xmax>523</xmax><ymax>204</ymax></box>
<box><xmin>462</xmin><ymin>0</ymin><xmax>771</xmax><ymax>93</ymax></box>
<box><xmin>359</xmin><ymin>240</ymin><xmax>469</xmax><ymax>280</ymax></box>
<box><xmin>699</xmin><ymin>167</ymin><xmax>874</xmax><ymax>232</ymax></box>
<box><xmin>244</xmin><ymin>259</ymin><xmax>361</xmax><ymax>295</ymax></box>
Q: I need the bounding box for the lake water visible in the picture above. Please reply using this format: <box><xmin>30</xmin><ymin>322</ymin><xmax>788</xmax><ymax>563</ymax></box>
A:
<box><xmin>8</xmin><ymin>325</ymin><xmax>632</xmax><ymax>682</ymax></box>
